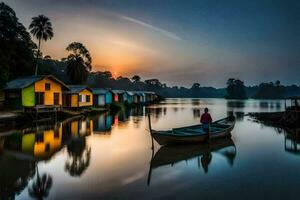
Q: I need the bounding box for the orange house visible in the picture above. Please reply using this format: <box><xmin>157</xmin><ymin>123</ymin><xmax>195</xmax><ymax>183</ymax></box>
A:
<box><xmin>62</xmin><ymin>85</ymin><xmax>93</xmax><ymax>108</ymax></box>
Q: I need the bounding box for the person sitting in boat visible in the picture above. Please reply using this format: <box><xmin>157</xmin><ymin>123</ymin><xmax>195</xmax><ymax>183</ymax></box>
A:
<box><xmin>200</xmin><ymin>108</ymin><xmax>212</xmax><ymax>132</ymax></box>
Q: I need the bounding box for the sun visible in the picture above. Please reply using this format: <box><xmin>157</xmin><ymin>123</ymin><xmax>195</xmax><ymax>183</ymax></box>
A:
<box><xmin>113</xmin><ymin>72</ymin><xmax>118</xmax><ymax>78</ymax></box>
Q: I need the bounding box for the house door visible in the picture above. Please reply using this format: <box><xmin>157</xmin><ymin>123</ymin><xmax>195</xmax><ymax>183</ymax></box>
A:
<box><xmin>35</xmin><ymin>92</ymin><xmax>44</xmax><ymax>105</ymax></box>
<box><xmin>54</xmin><ymin>93</ymin><xmax>60</xmax><ymax>105</ymax></box>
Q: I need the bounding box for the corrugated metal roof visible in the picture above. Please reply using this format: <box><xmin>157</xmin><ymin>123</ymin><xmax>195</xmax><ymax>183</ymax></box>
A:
<box><xmin>4</xmin><ymin>75</ymin><xmax>69</xmax><ymax>90</ymax></box>
<box><xmin>111</xmin><ymin>90</ymin><xmax>125</xmax><ymax>94</ymax></box>
<box><xmin>64</xmin><ymin>85</ymin><xmax>91</xmax><ymax>94</ymax></box>
<box><xmin>5</xmin><ymin>76</ymin><xmax>44</xmax><ymax>90</ymax></box>
<box><xmin>91</xmin><ymin>88</ymin><xmax>111</xmax><ymax>95</ymax></box>
<box><xmin>126</xmin><ymin>91</ymin><xmax>135</xmax><ymax>96</ymax></box>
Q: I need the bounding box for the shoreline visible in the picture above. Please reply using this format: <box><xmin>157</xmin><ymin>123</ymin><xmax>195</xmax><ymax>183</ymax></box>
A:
<box><xmin>248</xmin><ymin>111</ymin><xmax>299</xmax><ymax>128</ymax></box>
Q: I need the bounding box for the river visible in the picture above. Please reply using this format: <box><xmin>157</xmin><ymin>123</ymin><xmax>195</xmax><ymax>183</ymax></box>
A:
<box><xmin>0</xmin><ymin>98</ymin><xmax>299</xmax><ymax>200</ymax></box>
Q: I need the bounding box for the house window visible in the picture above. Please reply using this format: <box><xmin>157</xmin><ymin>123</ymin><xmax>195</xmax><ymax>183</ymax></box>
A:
<box><xmin>79</xmin><ymin>95</ymin><xmax>82</xmax><ymax>102</ymax></box>
<box><xmin>8</xmin><ymin>92</ymin><xmax>20</xmax><ymax>99</ymax></box>
<box><xmin>86</xmin><ymin>95</ymin><xmax>90</xmax><ymax>102</ymax></box>
<box><xmin>35</xmin><ymin>92</ymin><xmax>45</xmax><ymax>105</ymax></box>
<box><xmin>45</xmin><ymin>83</ymin><xmax>51</xmax><ymax>91</ymax></box>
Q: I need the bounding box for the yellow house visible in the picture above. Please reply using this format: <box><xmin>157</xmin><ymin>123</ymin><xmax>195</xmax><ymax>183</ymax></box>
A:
<box><xmin>62</xmin><ymin>85</ymin><xmax>93</xmax><ymax>108</ymax></box>
<box><xmin>4</xmin><ymin>75</ymin><xmax>69</xmax><ymax>109</ymax></box>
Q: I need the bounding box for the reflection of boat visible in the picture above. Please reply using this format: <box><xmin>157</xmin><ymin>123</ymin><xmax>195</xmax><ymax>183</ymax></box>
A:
<box><xmin>150</xmin><ymin>116</ymin><xmax>235</xmax><ymax>145</ymax></box>
<box><xmin>147</xmin><ymin>137</ymin><xmax>236</xmax><ymax>185</ymax></box>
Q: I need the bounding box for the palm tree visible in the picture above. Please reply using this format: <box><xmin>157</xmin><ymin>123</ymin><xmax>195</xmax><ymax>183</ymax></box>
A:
<box><xmin>65</xmin><ymin>137</ymin><xmax>91</xmax><ymax>177</ymax></box>
<box><xmin>66</xmin><ymin>42</ymin><xmax>92</xmax><ymax>84</ymax></box>
<box><xmin>28</xmin><ymin>166</ymin><xmax>53</xmax><ymax>200</ymax></box>
<box><xmin>29</xmin><ymin>15</ymin><xmax>54</xmax><ymax>75</ymax></box>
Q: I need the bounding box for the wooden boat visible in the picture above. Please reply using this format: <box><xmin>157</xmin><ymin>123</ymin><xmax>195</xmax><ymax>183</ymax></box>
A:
<box><xmin>150</xmin><ymin>116</ymin><xmax>235</xmax><ymax>145</ymax></box>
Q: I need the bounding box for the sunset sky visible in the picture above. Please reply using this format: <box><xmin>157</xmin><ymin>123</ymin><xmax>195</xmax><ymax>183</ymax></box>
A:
<box><xmin>4</xmin><ymin>0</ymin><xmax>299</xmax><ymax>87</ymax></box>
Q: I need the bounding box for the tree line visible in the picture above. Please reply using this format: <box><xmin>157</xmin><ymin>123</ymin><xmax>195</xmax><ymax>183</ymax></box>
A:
<box><xmin>225</xmin><ymin>79</ymin><xmax>300</xmax><ymax>99</ymax></box>
<box><xmin>1</xmin><ymin>2</ymin><xmax>299</xmax><ymax>99</ymax></box>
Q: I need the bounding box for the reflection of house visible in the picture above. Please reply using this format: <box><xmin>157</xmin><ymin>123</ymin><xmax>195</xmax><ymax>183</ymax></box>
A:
<box><xmin>3</xmin><ymin>119</ymin><xmax>94</xmax><ymax>160</ymax></box>
<box><xmin>69</xmin><ymin>119</ymin><xmax>93</xmax><ymax>137</ymax></box>
<box><xmin>92</xmin><ymin>89</ymin><xmax>112</xmax><ymax>107</ymax></box>
<box><xmin>0</xmin><ymin>137</ymin><xmax>4</xmax><ymax>153</ymax></box>
<box><xmin>32</xmin><ymin>128</ymin><xmax>62</xmax><ymax>159</ymax></box>
<box><xmin>63</xmin><ymin>85</ymin><xmax>93</xmax><ymax>108</ymax></box>
<box><xmin>93</xmin><ymin>113</ymin><xmax>113</xmax><ymax>132</ymax></box>
<box><xmin>111</xmin><ymin>90</ymin><xmax>126</xmax><ymax>102</ymax></box>
<box><xmin>4</xmin><ymin>126</ymin><xmax>63</xmax><ymax>160</ymax></box>
<box><xmin>4</xmin><ymin>75</ymin><xmax>68</xmax><ymax>109</ymax></box>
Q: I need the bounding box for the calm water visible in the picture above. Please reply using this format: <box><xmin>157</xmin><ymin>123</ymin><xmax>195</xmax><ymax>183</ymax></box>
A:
<box><xmin>1</xmin><ymin>98</ymin><xmax>299</xmax><ymax>200</ymax></box>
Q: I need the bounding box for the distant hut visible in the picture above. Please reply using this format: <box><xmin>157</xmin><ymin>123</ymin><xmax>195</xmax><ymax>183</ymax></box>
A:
<box><xmin>286</xmin><ymin>96</ymin><xmax>300</xmax><ymax>111</ymax></box>
<box><xmin>144</xmin><ymin>91</ymin><xmax>156</xmax><ymax>102</ymax></box>
<box><xmin>131</xmin><ymin>91</ymin><xmax>143</xmax><ymax>104</ymax></box>
<box><xmin>4</xmin><ymin>75</ymin><xmax>68</xmax><ymax>110</ymax></box>
<box><xmin>63</xmin><ymin>85</ymin><xmax>93</xmax><ymax>108</ymax></box>
<box><xmin>111</xmin><ymin>90</ymin><xmax>126</xmax><ymax>102</ymax></box>
<box><xmin>92</xmin><ymin>88</ymin><xmax>112</xmax><ymax>107</ymax></box>
<box><xmin>125</xmin><ymin>91</ymin><xmax>134</xmax><ymax>104</ymax></box>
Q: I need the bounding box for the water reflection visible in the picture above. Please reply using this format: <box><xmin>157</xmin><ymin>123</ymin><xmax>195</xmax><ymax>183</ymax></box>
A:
<box><xmin>1</xmin><ymin>98</ymin><xmax>296</xmax><ymax>199</ymax></box>
<box><xmin>192</xmin><ymin>108</ymin><xmax>201</xmax><ymax>119</ymax></box>
<box><xmin>65</xmin><ymin>137</ymin><xmax>91</xmax><ymax>177</ymax></box>
<box><xmin>284</xmin><ymin>129</ymin><xmax>300</xmax><ymax>155</ymax></box>
<box><xmin>147</xmin><ymin>137</ymin><xmax>236</xmax><ymax>185</ymax></box>
<box><xmin>0</xmin><ymin>153</ymin><xmax>36</xmax><ymax>199</ymax></box>
<box><xmin>28</xmin><ymin>167</ymin><xmax>53</xmax><ymax>200</ymax></box>
<box><xmin>0</xmin><ymin>117</ymin><xmax>94</xmax><ymax>198</ymax></box>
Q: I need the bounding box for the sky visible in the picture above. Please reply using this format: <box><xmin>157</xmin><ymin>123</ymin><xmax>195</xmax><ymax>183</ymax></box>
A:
<box><xmin>4</xmin><ymin>0</ymin><xmax>300</xmax><ymax>87</ymax></box>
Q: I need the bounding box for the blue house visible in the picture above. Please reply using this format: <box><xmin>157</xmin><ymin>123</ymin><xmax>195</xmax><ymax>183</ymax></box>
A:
<box><xmin>111</xmin><ymin>90</ymin><xmax>126</xmax><ymax>102</ymax></box>
<box><xmin>125</xmin><ymin>91</ymin><xmax>134</xmax><ymax>104</ymax></box>
<box><xmin>92</xmin><ymin>88</ymin><xmax>112</xmax><ymax>107</ymax></box>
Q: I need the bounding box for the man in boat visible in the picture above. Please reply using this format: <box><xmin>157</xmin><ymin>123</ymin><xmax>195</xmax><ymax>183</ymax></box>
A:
<box><xmin>200</xmin><ymin>108</ymin><xmax>213</xmax><ymax>136</ymax></box>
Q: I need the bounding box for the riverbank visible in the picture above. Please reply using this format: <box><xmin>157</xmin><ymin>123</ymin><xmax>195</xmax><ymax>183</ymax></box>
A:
<box><xmin>0</xmin><ymin>99</ymin><xmax>162</xmax><ymax>133</ymax></box>
<box><xmin>0</xmin><ymin>107</ymin><xmax>107</xmax><ymax>133</ymax></box>
<box><xmin>249</xmin><ymin>111</ymin><xmax>299</xmax><ymax>128</ymax></box>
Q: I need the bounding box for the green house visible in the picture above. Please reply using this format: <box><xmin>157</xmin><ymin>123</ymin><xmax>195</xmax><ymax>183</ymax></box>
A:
<box><xmin>4</xmin><ymin>75</ymin><xmax>68</xmax><ymax>109</ymax></box>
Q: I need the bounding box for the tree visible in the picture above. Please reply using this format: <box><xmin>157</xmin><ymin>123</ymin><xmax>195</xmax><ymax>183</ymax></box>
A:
<box><xmin>131</xmin><ymin>75</ymin><xmax>141</xmax><ymax>83</ymax></box>
<box><xmin>28</xmin><ymin>166</ymin><xmax>53</xmax><ymax>200</ymax></box>
<box><xmin>65</xmin><ymin>137</ymin><xmax>91</xmax><ymax>177</ymax></box>
<box><xmin>253</xmin><ymin>81</ymin><xmax>285</xmax><ymax>99</ymax></box>
<box><xmin>0</xmin><ymin>2</ymin><xmax>35</xmax><ymax>88</ymax></box>
<box><xmin>66</xmin><ymin>42</ymin><xmax>92</xmax><ymax>84</ymax></box>
<box><xmin>29</xmin><ymin>15</ymin><xmax>53</xmax><ymax>75</ymax></box>
<box><xmin>44</xmin><ymin>55</ymin><xmax>51</xmax><ymax>60</ymax></box>
<box><xmin>191</xmin><ymin>83</ymin><xmax>200</xmax><ymax>89</ymax></box>
<box><xmin>226</xmin><ymin>78</ymin><xmax>247</xmax><ymax>99</ymax></box>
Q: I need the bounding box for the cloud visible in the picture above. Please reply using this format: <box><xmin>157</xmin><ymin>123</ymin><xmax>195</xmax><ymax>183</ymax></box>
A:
<box><xmin>119</xmin><ymin>15</ymin><xmax>182</xmax><ymax>41</ymax></box>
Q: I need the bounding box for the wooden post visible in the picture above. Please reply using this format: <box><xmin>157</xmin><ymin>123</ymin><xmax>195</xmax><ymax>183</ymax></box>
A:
<box><xmin>148</xmin><ymin>114</ymin><xmax>154</xmax><ymax>150</ymax></box>
<box><xmin>285</xmin><ymin>99</ymin><xmax>286</xmax><ymax>110</ymax></box>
